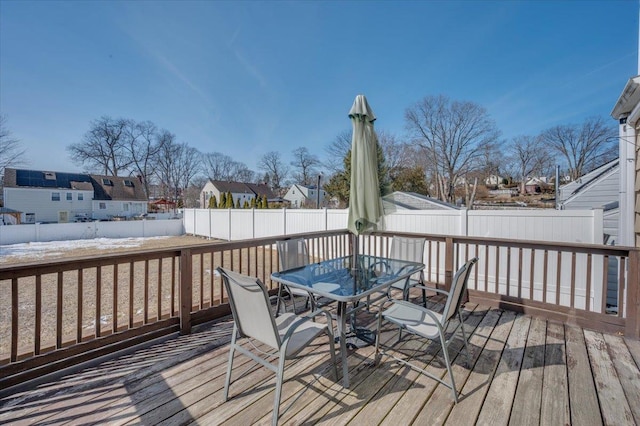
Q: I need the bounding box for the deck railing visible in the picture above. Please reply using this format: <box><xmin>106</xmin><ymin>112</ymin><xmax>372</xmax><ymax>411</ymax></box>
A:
<box><xmin>1</xmin><ymin>229</ymin><xmax>638</xmax><ymax>390</ymax></box>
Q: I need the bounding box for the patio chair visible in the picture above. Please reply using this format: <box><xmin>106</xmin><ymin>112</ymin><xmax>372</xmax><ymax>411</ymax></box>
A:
<box><xmin>218</xmin><ymin>267</ymin><xmax>338</xmax><ymax>426</ymax></box>
<box><xmin>276</xmin><ymin>238</ymin><xmax>316</xmax><ymax>313</ymax></box>
<box><xmin>386</xmin><ymin>236</ymin><xmax>427</xmax><ymax>305</ymax></box>
<box><xmin>373</xmin><ymin>257</ymin><xmax>478</xmax><ymax>403</ymax></box>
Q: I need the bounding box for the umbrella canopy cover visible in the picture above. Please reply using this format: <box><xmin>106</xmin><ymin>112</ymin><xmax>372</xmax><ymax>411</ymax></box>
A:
<box><xmin>347</xmin><ymin>94</ymin><xmax>383</xmax><ymax>235</ymax></box>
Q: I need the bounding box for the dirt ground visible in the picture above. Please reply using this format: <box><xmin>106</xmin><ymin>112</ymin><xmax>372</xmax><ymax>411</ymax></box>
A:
<box><xmin>1</xmin><ymin>235</ymin><xmax>271</xmax><ymax>360</ymax></box>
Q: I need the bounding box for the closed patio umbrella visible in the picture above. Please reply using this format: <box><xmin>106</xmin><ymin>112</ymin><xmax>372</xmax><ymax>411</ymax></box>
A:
<box><xmin>347</xmin><ymin>94</ymin><xmax>383</xmax><ymax>236</ymax></box>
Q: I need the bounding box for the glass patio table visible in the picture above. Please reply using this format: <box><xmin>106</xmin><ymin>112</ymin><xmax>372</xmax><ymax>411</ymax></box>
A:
<box><xmin>271</xmin><ymin>254</ymin><xmax>424</xmax><ymax>387</ymax></box>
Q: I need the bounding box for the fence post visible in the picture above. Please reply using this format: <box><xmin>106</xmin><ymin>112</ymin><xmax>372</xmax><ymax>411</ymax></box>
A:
<box><xmin>460</xmin><ymin>208</ymin><xmax>468</xmax><ymax>237</ymax></box>
<box><xmin>283</xmin><ymin>208</ymin><xmax>287</xmax><ymax>235</ymax></box>
<box><xmin>627</xmin><ymin>249</ymin><xmax>640</xmax><ymax>339</ymax></box>
<box><xmin>228</xmin><ymin>208</ymin><xmax>232</xmax><ymax>241</ymax></box>
<box><xmin>180</xmin><ymin>248</ymin><xmax>192</xmax><ymax>335</ymax></box>
<box><xmin>324</xmin><ymin>207</ymin><xmax>328</xmax><ymax>230</ymax></box>
<box><xmin>444</xmin><ymin>237</ymin><xmax>454</xmax><ymax>290</ymax></box>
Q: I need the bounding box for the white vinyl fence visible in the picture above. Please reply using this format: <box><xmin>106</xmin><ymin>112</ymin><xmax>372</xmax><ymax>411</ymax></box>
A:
<box><xmin>0</xmin><ymin>219</ymin><xmax>184</xmax><ymax>245</ymax></box>
<box><xmin>184</xmin><ymin>207</ymin><xmax>613</xmax><ymax>313</ymax></box>
<box><xmin>184</xmin><ymin>207</ymin><xmax>605</xmax><ymax>244</ymax></box>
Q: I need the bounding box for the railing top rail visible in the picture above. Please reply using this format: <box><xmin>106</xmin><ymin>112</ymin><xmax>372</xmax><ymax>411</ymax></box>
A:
<box><xmin>0</xmin><ymin>229</ymin><xmax>352</xmax><ymax>278</ymax></box>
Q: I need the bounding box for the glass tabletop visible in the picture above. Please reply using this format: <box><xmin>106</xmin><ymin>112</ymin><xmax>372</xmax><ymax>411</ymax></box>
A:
<box><xmin>271</xmin><ymin>254</ymin><xmax>424</xmax><ymax>303</ymax></box>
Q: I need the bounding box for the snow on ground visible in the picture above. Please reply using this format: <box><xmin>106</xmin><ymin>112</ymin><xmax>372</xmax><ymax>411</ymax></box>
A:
<box><xmin>0</xmin><ymin>236</ymin><xmax>172</xmax><ymax>261</ymax></box>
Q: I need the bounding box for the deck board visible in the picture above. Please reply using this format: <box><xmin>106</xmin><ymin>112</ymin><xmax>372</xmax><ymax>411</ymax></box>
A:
<box><xmin>603</xmin><ymin>334</ymin><xmax>640</xmax><ymax>424</ymax></box>
<box><xmin>1</xmin><ymin>301</ymin><xmax>639</xmax><ymax>426</ymax></box>
<box><xmin>475</xmin><ymin>314</ymin><xmax>531</xmax><ymax>426</ymax></box>
<box><xmin>584</xmin><ymin>330</ymin><xmax>635</xmax><ymax>425</ymax></box>
<box><xmin>565</xmin><ymin>324</ymin><xmax>602</xmax><ymax>426</ymax></box>
<box><xmin>508</xmin><ymin>316</ymin><xmax>546</xmax><ymax>426</ymax></box>
<box><xmin>540</xmin><ymin>321</ymin><xmax>570</xmax><ymax>425</ymax></box>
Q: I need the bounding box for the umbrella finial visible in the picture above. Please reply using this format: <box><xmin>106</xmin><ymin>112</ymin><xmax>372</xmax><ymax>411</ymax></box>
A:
<box><xmin>349</xmin><ymin>94</ymin><xmax>376</xmax><ymax>122</ymax></box>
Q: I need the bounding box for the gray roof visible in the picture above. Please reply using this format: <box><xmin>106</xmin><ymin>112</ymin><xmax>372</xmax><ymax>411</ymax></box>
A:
<box><xmin>90</xmin><ymin>174</ymin><xmax>147</xmax><ymax>201</ymax></box>
<box><xmin>209</xmin><ymin>180</ymin><xmax>276</xmax><ymax>200</ymax></box>
<box><xmin>382</xmin><ymin>191</ymin><xmax>459</xmax><ymax>212</ymax></box>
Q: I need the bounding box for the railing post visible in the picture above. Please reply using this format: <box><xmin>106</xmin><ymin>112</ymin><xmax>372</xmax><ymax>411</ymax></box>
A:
<box><xmin>445</xmin><ymin>237</ymin><xmax>454</xmax><ymax>290</ymax></box>
<box><xmin>180</xmin><ymin>248</ymin><xmax>192</xmax><ymax>335</ymax></box>
<box><xmin>627</xmin><ymin>249</ymin><xmax>640</xmax><ymax>339</ymax></box>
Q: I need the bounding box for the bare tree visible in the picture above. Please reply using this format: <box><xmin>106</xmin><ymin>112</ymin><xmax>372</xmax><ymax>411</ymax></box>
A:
<box><xmin>203</xmin><ymin>152</ymin><xmax>236</xmax><ymax>180</ymax></box>
<box><xmin>0</xmin><ymin>115</ymin><xmax>27</xmax><ymax>170</ymax></box>
<box><xmin>405</xmin><ymin>95</ymin><xmax>500</xmax><ymax>203</ymax></box>
<box><xmin>153</xmin><ymin>135</ymin><xmax>202</xmax><ymax>205</ymax></box>
<box><xmin>68</xmin><ymin>116</ymin><xmax>132</xmax><ymax>175</ymax></box>
<box><xmin>324</xmin><ymin>130</ymin><xmax>352</xmax><ymax>174</ymax></box>
<box><xmin>203</xmin><ymin>152</ymin><xmax>255</xmax><ymax>182</ymax></box>
<box><xmin>290</xmin><ymin>147</ymin><xmax>320</xmax><ymax>185</ymax></box>
<box><xmin>540</xmin><ymin>116</ymin><xmax>617</xmax><ymax>181</ymax></box>
<box><xmin>506</xmin><ymin>135</ymin><xmax>552</xmax><ymax>194</ymax></box>
<box><xmin>258</xmin><ymin>151</ymin><xmax>289</xmax><ymax>194</ymax></box>
<box><xmin>124</xmin><ymin>121</ymin><xmax>165</xmax><ymax>197</ymax></box>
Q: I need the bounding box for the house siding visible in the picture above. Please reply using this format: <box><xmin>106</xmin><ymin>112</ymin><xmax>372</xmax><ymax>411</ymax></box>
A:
<box><xmin>561</xmin><ymin>168</ymin><xmax>619</xmax><ymax>210</ymax></box>
<box><xmin>4</xmin><ymin>187</ymin><xmax>93</xmax><ymax>223</ymax></box>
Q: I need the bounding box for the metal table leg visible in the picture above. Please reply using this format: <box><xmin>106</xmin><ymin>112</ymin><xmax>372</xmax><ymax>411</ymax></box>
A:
<box><xmin>336</xmin><ymin>301</ymin><xmax>350</xmax><ymax>388</ymax></box>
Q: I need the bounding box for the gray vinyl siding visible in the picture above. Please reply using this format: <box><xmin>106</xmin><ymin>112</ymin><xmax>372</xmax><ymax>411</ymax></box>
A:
<box><xmin>561</xmin><ymin>168</ymin><xmax>619</xmax><ymax>210</ymax></box>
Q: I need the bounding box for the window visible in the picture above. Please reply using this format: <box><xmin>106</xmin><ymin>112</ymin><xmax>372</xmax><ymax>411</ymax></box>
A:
<box><xmin>99</xmin><ymin>202</ymin><xmax>106</xmax><ymax>209</ymax></box>
<box><xmin>66</xmin><ymin>193</ymin><xmax>72</xmax><ymax>201</ymax></box>
<box><xmin>124</xmin><ymin>180</ymin><xmax>134</xmax><ymax>187</ymax></box>
<box><xmin>43</xmin><ymin>172</ymin><xmax>56</xmax><ymax>180</ymax></box>
<box><xmin>52</xmin><ymin>192</ymin><xmax>60</xmax><ymax>201</ymax></box>
<box><xmin>102</xmin><ymin>178</ymin><xmax>113</xmax><ymax>186</ymax></box>
<box><xmin>78</xmin><ymin>193</ymin><xmax>84</xmax><ymax>201</ymax></box>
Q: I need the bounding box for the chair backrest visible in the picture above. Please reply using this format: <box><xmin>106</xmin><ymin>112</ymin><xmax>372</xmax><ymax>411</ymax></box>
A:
<box><xmin>442</xmin><ymin>257</ymin><xmax>479</xmax><ymax>323</ymax></box>
<box><xmin>390</xmin><ymin>236</ymin><xmax>426</xmax><ymax>280</ymax></box>
<box><xmin>277</xmin><ymin>238</ymin><xmax>310</xmax><ymax>271</ymax></box>
<box><xmin>217</xmin><ymin>267</ymin><xmax>280</xmax><ymax>349</ymax></box>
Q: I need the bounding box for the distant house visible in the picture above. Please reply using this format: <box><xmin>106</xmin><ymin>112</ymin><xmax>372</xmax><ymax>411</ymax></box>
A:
<box><xmin>2</xmin><ymin>168</ymin><xmax>147</xmax><ymax>223</ymax></box>
<box><xmin>283</xmin><ymin>184</ymin><xmax>326</xmax><ymax>209</ymax></box>
<box><xmin>200</xmin><ymin>180</ymin><xmax>276</xmax><ymax>208</ymax></box>
<box><xmin>557</xmin><ymin>159</ymin><xmax>620</xmax><ymax>243</ymax></box>
<box><xmin>382</xmin><ymin>191</ymin><xmax>459</xmax><ymax>212</ymax></box>
<box><xmin>90</xmin><ymin>174</ymin><xmax>148</xmax><ymax>220</ymax></box>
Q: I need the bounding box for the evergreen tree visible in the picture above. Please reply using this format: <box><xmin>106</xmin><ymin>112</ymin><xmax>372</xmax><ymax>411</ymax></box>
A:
<box><xmin>226</xmin><ymin>192</ymin><xmax>234</xmax><ymax>208</ymax></box>
<box><xmin>235</xmin><ymin>198</ymin><xmax>241</xmax><ymax>209</ymax></box>
<box><xmin>220</xmin><ymin>192</ymin><xmax>226</xmax><ymax>208</ymax></box>
<box><xmin>261</xmin><ymin>195</ymin><xmax>268</xmax><ymax>209</ymax></box>
<box><xmin>250</xmin><ymin>196</ymin><xmax>257</xmax><ymax>208</ymax></box>
<box><xmin>208</xmin><ymin>195</ymin><xmax>217</xmax><ymax>209</ymax></box>
<box><xmin>243</xmin><ymin>200</ymin><xmax>249</xmax><ymax>208</ymax></box>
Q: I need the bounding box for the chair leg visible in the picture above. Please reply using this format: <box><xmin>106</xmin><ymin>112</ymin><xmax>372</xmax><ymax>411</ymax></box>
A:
<box><xmin>289</xmin><ymin>287</ymin><xmax>298</xmax><ymax>313</ymax></box>
<box><xmin>440</xmin><ymin>331</ymin><xmax>459</xmax><ymax>403</ymax></box>
<box><xmin>273</xmin><ymin>355</ymin><xmax>286</xmax><ymax>426</ymax></box>
<box><xmin>374</xmin><ymin>313</ymin><xmax>383</xmax><ymax>365</ymax></box>
<box><xmin>421</xmin><ymin>287</ymin><xmax>427</xmax><ymax>307</ymax></box>
<box><xmin>224</xmin><ymin>328</ymin><xmax>238</xmax><ymax>401</ymax></box>
<box><xmin>327</xmin><ymin>328</ymin><xmax>338</xmax><ymax>378</ymax></box>
<box><xmin>458</xmin><ymin>312</ymin><xmax>472</xmax><ymax>367</ymax></box>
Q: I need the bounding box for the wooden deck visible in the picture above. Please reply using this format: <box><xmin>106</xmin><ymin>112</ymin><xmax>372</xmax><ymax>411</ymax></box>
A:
<box><xmin>2</xmin><ymin>297</ymin><xmax>640</xmax><ymax>425</ymax></box>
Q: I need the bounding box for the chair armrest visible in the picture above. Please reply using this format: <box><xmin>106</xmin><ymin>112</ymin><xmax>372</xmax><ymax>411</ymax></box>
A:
<box><xmin>385</xmin><ymin>299</ymin><xmax>444</xmax><ymax>328</ymax></box>
<box><xmin>282</xmin><ymin>308</ymin><xmax>335</xmax><ymax>342</ymax></box>
<box><xmin>414</xmin><ymin>284</ymin><xmax>449</xmax><ymax>296</ymax></box>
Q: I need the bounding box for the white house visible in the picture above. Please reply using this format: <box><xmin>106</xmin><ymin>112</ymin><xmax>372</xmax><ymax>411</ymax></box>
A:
<box><xmin>2</xmin><ymin>168</ymin><xmax>147</xmax><ymax>223</ymax></box>
<box><xmin>283</xmin><ymin>184</ymin><xmax>326</xmax><ymax>209</ymax></box>
<box><xmin>200</xmin><ymin>180</ymin><xmax>276</xmax><ymax>208</ymax></box>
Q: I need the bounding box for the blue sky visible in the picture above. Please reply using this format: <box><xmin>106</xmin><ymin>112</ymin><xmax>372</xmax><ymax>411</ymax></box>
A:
<box><xmin>0</xmin><ymin>0</ymin><xmax>638</xmax><ymax>176</ymax></box>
